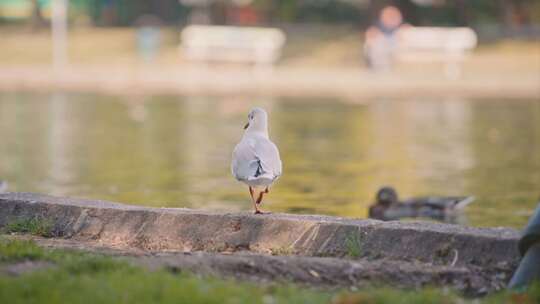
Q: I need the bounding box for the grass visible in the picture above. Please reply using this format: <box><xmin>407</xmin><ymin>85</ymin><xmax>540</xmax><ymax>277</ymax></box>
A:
<box><xmin>270</xmin><ymin>246</ymin><xmax>297</xmax><ymax>256</ymax></box>
<box><xmin>345</xmin><ymin>233</ymin><xmax>362</xmax><ymax>258</ymax></box>
<box><xmin>0</xmin><ymin>238</ymin><xmax>45</xmax><ymax>262</ymax></box>
<box><xmin>3</xmin><ymin>217</ymin><xmax>55</xmax><ymax>237</ymax></box>
<box><xmin>0</xmin><ymin>238</ymin><xmax>539</xmax><ymax>304</ymax></box>
<box><xmin>0</xmin><ymin>237</ymin><xmax>125</xmax><ymax>273</ymax></box>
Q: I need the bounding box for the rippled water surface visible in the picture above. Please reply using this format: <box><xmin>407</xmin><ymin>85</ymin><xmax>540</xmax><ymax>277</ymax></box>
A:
<box><xmin>1</xmin><ymin>92</ymin><xmax>538</xmax><ymax>228</ymax></box>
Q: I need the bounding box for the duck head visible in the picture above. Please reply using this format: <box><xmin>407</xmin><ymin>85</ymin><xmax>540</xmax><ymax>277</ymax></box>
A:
<box><xmin>376</xmin><ymin>186</ymin><xmax>399</xmax><ymax>207</ymax></box>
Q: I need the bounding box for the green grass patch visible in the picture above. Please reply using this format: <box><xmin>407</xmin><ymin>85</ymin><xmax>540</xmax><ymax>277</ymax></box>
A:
<box><xmin>332</xmin><ymin>285</ymin><xmax>540</xmax><ymax>304</ymax></box>
<box><xmin>0</xmin><ymin>238</ymin><xmax>539</xmax><ymax>304</ymax></box>
<box><xmin>3</xmin><ymin>217</ymin><xmax>55</xmax><ymax>237</ymax></box>
<box><xmin>0</xmin><ymin>237</ymin><xmax>125</xmax><ymax>272</ymax></box>
<box><xmin>345</xmin><ymin>233</ymin><xmax>362</xmax><ymax>258</ymax></box>
<box><xmin>270</xmin><ymin>246</ymin><xmax>296</xmax><ymax>256</ymax></box>
<box><xmin>0</xmin><ymin>238</ymin><xmax>45</xmax><ymax>262</ymax></box>
<box><xmin>0</xmin><ymin>239</ymin><xmax>332</xmax><ymax>304</ymax></box>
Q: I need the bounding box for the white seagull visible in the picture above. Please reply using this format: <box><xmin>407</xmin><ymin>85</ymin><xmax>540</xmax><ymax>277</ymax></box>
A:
<box><xmin>232</xmin><ymin>107</ymin><xmax>282</xmax><ymax>214</ymax></box>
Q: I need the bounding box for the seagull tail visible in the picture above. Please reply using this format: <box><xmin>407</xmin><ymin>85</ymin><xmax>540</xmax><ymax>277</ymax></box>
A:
<box><xmin>454</xmin><ymin>196</ymin><xmax>475</xmax><ymax>210</ymax></box>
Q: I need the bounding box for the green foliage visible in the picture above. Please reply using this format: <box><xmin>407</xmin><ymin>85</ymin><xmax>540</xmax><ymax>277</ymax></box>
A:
<box><xmin>3</xmin><ymin>217</ymin><xmax>55</xmax><ymax>238</ymax></box>
<box><xmin>345</xmin><ymin>233</ymin><xmax>362</xmax><ymax>258</ymax></box>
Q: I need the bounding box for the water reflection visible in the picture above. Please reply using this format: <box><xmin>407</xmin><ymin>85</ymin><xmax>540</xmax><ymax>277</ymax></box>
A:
<box><xmin>0</xmin><ymin>92</ymin><xmax>538</xmax><ymax>228</ymax></box>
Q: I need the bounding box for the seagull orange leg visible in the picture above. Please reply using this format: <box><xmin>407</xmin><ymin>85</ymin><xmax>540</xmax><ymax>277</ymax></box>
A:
<box><xmin>256</xmin><ymin>192</ymin><xmax>264</xmax><ymax>205</ymax></box>
<box><xmin>249</xmin><ymin>186</ymin><xmax>257</xmax><ymax>213</ymax></box>
<box><xmin>254</xmin><ymin>191</ymin><xmax>270</xmax><ymax>214</ymax></box>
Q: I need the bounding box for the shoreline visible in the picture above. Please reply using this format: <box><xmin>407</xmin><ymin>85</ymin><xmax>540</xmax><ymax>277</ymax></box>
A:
<box><xmin>1</xmin><ymin>65</ymin><xmax>538</xmax><ymax>99</ymax></box>
<box><xmin>0</xmin><ymin>192</ymin><xmax>521</xmax><ymax>294</ymax></box>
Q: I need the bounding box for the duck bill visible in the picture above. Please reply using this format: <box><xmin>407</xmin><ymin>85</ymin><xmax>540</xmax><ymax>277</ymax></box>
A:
<box><xmin>244</xmin><ymin>122</ymin><xmax>249</xmax><ymax>129</ymax></box>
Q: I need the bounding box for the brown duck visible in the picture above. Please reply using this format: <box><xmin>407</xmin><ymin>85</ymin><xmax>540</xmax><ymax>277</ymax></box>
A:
<box><xmin>368</xmin><ymin>186</ymin><xmax>475</xmax><ymax>222</ymax></box>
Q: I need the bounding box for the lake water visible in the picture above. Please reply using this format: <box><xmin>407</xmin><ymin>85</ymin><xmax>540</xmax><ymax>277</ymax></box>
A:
<box><xmin>0</xmin><ymin>91</ymin><xmax>538</xmax><ymax>228</ymax></box>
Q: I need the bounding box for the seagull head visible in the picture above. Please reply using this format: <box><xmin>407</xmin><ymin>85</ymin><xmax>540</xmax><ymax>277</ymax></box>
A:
<box><xmin>244</xmin><ymin>107</ymin><xmax>269</xmax><ymax>135</ymax></box>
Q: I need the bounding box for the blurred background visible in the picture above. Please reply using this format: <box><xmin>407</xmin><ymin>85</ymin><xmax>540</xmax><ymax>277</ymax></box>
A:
<box><xmin>0</xmin><ymin>0</ymin><xmax>539</xmax><ymax>228</ymax></box>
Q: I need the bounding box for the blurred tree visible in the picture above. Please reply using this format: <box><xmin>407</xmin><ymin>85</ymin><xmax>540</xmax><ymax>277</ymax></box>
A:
<box><xmin>88</xmin><ymin>0</ymin><xmax>186</xmax><ymax>26</ymax></box>
<box><xmin>276</xmin><ymin>0</ymin><xmax>298</xmax><ymax>23</ymax></box>
<box><xmin>1</xmin><ymin>0</ymin><xmax>537</xmax><ymax>33</ymax></box>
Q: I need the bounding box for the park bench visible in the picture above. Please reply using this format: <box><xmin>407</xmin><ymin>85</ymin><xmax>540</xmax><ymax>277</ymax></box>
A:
<box><xmin>396</xmin><ymin>26</ymin><xmax>477</xmax><ymax>79</ymax></box>
<box><xmin>180</xmin><ymin>25</ymin><xmax>286</xmax><ymax>68</ymax></box>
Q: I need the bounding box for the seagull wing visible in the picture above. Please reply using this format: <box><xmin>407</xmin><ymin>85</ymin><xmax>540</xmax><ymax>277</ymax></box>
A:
<box><xmin>232</xmin><ymin>135</ymin><xmax>282</xmax><ymax>183</ymax></box>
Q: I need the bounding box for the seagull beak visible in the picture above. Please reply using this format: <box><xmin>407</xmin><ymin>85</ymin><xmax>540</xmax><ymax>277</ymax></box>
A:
<box><xmin>244</xmin><ymin>122</ymin><xmax>249</xmax><ymax>129</ymax></box>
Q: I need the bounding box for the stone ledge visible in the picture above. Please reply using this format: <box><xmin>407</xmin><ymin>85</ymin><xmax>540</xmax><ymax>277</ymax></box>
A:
<box><xmin>0</xmin><ymin>192</ymin><xmax>520</xmax><ymax>268</ymax></box>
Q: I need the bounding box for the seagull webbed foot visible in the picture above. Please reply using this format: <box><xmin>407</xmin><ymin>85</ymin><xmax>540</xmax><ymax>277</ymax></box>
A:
<box><xmin>254</xmin><ymin>210</ymin><xmax>271</xmax><ymax>215</ymax></box>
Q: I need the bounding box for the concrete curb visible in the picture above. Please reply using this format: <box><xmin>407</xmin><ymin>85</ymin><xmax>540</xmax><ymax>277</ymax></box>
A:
<box><xmin>0</xmin><ymin>192</ymin><xmax>520</xmax><ymax>268</ymax></box>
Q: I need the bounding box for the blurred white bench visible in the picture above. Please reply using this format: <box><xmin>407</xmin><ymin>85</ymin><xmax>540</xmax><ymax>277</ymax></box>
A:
<box><xmin>180</xmin><ymin>25</ymin><xmax>286</xmax><ymax>68</ymax></box>
<box><xmin>396</xmin><ymin>27</ymin><xmax>477</xmax><ymax>79</ymax></box>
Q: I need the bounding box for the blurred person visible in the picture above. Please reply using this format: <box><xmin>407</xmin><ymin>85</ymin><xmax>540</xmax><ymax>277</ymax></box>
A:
<box><xmin>135</xmin><ymin>15</ymin><xmax>162</xmax><ymax>63</ymax></box>
<box><xmin>363</xmin><ymin>5</ymin><xmax>408</xmax><ymax>71</ymax></box>
<box><xmin>30</xmin><ymin>0</ymin><xmax>46</xmax><ymax>29</ymax></box>
<box><xmin>226</xmin><ymin>2</ymin><xmax>261</xmax><ymax>26</ymax></box>
<box><xmin>100</xmin><ymin>0</ymin><xmax>118</xmax><ymax>26</ymax></box>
